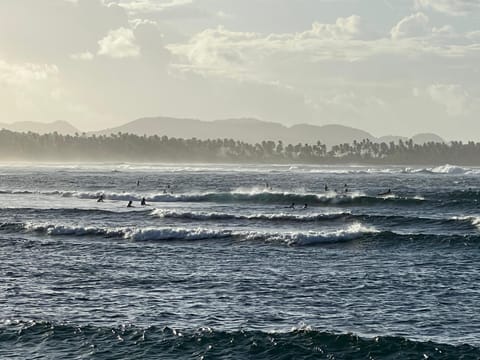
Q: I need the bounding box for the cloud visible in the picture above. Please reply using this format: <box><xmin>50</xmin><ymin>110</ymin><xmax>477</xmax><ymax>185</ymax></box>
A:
<box><xmin>414</xmin><ymin>0</ymin><xmax>480</xmax><ymax>16</ymax></box>
<box><xmin>98</xmin><ymin>27</ymin><xmax>140</xmax><ymax>58</ymax></box>
<box><xmin>427</xmin><ymin>83</ymin><xmax>469</xmax><ymax>116</ymax></box>
<box><xmin>104</xmin><ymin>0</ymin><xmax>194</xmax><ymax>13</ymax></box>
<box><xmin>166</xmin><ymin>15</ymin><xmax>369</xmax><ymax>81</ymax></box>
<box><xmin>70</xmin><ymin>51</ymin><xmax>95</xmax><ymax>61</ymax></box>
<box><xmin>390</xmin><ymin>12</ymin><xmax>430</xmax><ymax>39</ymax></box>
<box><xmin>0</xmin><ymin>59</ymin><xmax>58</xmax><ymax>86</ymax></box>
<box><xmin>167</xmin><ymin>15</ymin><xmax>480</xmax><ymax>83</ymax></box>
<box><xmin>304</xmin><ymin>15</ymin><xmax>362</xmax><ymax>40</ymax></box>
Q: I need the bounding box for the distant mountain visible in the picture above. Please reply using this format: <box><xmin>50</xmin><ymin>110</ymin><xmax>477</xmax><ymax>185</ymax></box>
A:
<box><xmin>411</xmin><ymin>133</ymin><xmax>444</xmax><ymax>144</ymax></box>
<box><xmin>0</xmin><ymin>121</ymin><xmax>79</xmax><ymax>135</ymax></box>
<box><xmin>377</xmin><ymin>135</ymin><xmax>408</xmax><ymax>144</ymax></box>
<box><xmin>0</xmin><ymin>117</ymin><xmax>445</xmax><ymax>147</ymax></box>
<box><xmin>96</xmin><ymin>116</ymin><xmax>376</xmax><ymax>147</ymax></box>
<box><xmin>378</xmin><ymin>133</ymin><xmax>445</xmax><ymax>145</ymax></box>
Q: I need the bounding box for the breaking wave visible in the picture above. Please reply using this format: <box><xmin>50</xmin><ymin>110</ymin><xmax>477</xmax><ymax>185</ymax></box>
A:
<box><xmin>0</xmin><ymin>188</ymin><xmax>426</xmax><ymax>206</ymax></box>
<box><xmin>151</xmin><ymin>209</ymin><xmax>351</xmax><ymax>222</ymax></box>
<box><xmin>0</xmin><ymin>221</ymin><xmax>377</xmax><ymax>246</ymax></box>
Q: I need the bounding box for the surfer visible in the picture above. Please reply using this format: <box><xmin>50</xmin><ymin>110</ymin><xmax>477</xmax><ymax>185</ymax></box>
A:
<box><xmin>141</xmin><ymin>197</ymin><xmax>147</xmax><ymax>206</ymax></box>
<box><xmin>324</xmin><ymin>184</ymin><xmax>328</xmax><ymax>192</ymax></box>
<box><xmin>378</xmin><ymin>189</ymin><xmax>392</xmax><ymax>196</ymax></box>
<box><xmin>286</xmin><ymin>203</ymin><xmax>295</xmax><ymax>209</ymax></box>
<box><xmin>303</xmin><ymin>203</ymin><xmax>308</xmax><ymax>209</ymax></box>
<box><xmin>137</xmin><ymin>180</ymin><xmax>140</xmax><ymax>187</ymax></box>
<box><xmin>127</xmin><ymin>200</ymin><xmax>133</xmax><ymax>207</ymax></box>
<box><xmin>97</xmin><ymin>194</ymin><xmax>104</xmax><ymax>202</ymax></box>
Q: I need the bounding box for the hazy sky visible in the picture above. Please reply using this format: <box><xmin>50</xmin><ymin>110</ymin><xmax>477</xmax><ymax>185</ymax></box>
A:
<box><xmin>0</xmin><ymin>0</ymin><xmax>479</xmax><ymax>139</ymax></box>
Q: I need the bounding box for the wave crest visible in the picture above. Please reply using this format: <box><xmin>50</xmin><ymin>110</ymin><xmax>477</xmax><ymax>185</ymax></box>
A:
<box><xmin>1</xmin><ymin>222</ymin><xmax>376</xmax><ymax>246</ymax></box>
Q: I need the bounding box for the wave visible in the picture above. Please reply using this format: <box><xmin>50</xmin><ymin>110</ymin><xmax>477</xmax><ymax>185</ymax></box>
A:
<box><xmin>0</xmin><ymin>221</ymin><xmax>377</xmax><ymax>246</ymax></box>
<box><xmin>151</xmin><ymin>209</ymin><xmax>480</xmax><ymax>230</ymax></box>
<box><xmin>2</xmin><ymin>220</ymin><xmax>480</xmax><ymax>247</ymax></box>
<box><xmin>0</xmin><ymin>187</ymin><xmax>426</xmax><ymax>206</ymax></box>
<box><xmin>63</xmin><ymin>189</ymin><xmax>427</xmax><ymax>206</ymax></box>
<box><xmin>0</xmin><ymin>320</ymin><xmax>478</xmax><ymax>359</ymax></box>
<box><xmin>451</xmin><ymin>216</ymin><xmax>480</xmax><ymax>230</ymax></box>
<box><xmin>402</xmin><ymin>164</ymin><xmax>480</xmax><ymax>175</ymax></box>
<box><xmin>151</xmin><ymin>209</ymin><xmax>351</xmax><ymax>222</ymax></box>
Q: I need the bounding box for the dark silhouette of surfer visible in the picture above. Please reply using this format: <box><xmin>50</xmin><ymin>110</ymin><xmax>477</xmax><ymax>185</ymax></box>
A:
<box><xmin>137</xmin><ymin>180</ymin><xmax>140</xmax><ymax>187</ymax></box>
<box><xmin>303</xmin><ymin>203</ymin><xmax>308</xmax><ymax>209</ymax></box>
<box><xmin>127</xmin><ymin>200</ymin><xmax>133</xmax><ymax>207</ymax></box>
<box><xmin>97</xmin><ymin>194</ymin><xmax>104</xmax><ymax>202</ymax></box>
<box><xmin>286</xmin><ymin>203</ymin><xmax>295</xmax><ymax>209</ymax></box>
<box><xmin>141</xmin><ymin>197</ymin><xmax>147</xmax><ymax>206</ymax></box>
<box><xmin>378</xmin><ymin>189</ymin><xmax>392</xmax><ymax>196</ymax></box>
<box><xmin>324</xmin><ymin>184</ymin><xmax>328</xmax><ymax>192</ymax></box>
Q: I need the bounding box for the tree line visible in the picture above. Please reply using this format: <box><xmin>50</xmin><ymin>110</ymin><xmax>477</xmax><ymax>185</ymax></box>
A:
<box><xmin>0</xmin><ymin>129</ymin><xmax>478</xmax><ymax>165</ymax></box>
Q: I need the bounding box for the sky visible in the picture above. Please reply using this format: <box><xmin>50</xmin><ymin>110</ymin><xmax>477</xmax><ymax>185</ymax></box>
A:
<box><xmin>0</xmin><ymin>0</ymin><xmax>479</xmax><ymax>140</ymax></box>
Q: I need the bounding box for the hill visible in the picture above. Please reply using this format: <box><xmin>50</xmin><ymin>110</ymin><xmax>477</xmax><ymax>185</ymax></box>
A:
<box><xmin>0</xmin><ymin>121</ymin><xmax>79</xmax><ymax>135</ymax></box>
<box><xmin>96</xmin><ymin>117</ymin><xmax>376</xmax><ymax>147</ymax></box>
<box><xmin>0</xmin><ymin>117</ymin><xmax>445</xmax><ymax>147</ymax></box>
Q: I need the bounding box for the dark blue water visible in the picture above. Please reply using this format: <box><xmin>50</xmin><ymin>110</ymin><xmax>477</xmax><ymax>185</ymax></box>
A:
<box><xmin>1</xmin><ymin>163</ymin><xmax>480</xmax><ymax>359</ymax></box>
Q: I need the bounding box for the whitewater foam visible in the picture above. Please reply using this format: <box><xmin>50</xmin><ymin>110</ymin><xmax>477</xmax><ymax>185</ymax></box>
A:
<box><xmin>151</xmin><ymin>209</ymin><xmax>350</xmax><ymax>222</ymax></box>
<box><xmin>6</xmin><ymin>222</ymin><xmax>377</xmax><ymax>245</ymax></box>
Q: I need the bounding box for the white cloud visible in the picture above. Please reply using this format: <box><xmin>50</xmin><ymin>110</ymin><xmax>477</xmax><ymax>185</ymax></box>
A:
<box><xmin>166</xmin><ymin>16</ymin><xmax>371</xmax><ymax>81</ymax></box>
<box><xmin>427</xmin><ymin>83</ymin><xmax>469</xmax><ymax>116</ymax></box>
<box><xmin>390</xmin><ymin>12</ymin><xmax>430</xmax><ymax>39</ymax></box>
<box><xmin>304</xmin><ymin>15</ymin><xmax>362</xmax><ymax>40</ymax></box>
<box><xmin>104</xmin><ymin>0</ymin><xmax>194</xmax><ymax>13</ymax></box>
<box><xmin>414</xmin><ymin>0</ymin><xmax>480</xmax><ymax>16</ymax></box>
<box><xmin>167</xmin><ymin>15</ymin><xmax>480</xmax><ymax>83</ymax></box>
<box><xmin>98</xmin><ymin>27</ymin><xmax>140</xmax><ymax>58</ymax></box>
<box><xmin>70</xmin><ymin>51</ymin><xmax>95</xmax><ymax>61</ymax></box>
<box><xmin>128</xmin><ymin>18</ymin><xmax>158</xmax><ymax>29</ymax></box>
<box><xmin>0</xmin><ymin>60</ymin><xmax>58</xmax><ymax>86</ymax></box>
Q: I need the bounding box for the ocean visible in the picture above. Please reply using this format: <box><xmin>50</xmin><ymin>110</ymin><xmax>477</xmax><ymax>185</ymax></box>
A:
<box><xmin>1</xmin><ymin>163</ymin><xmax>480</xmax><ymax>359</ymax></box>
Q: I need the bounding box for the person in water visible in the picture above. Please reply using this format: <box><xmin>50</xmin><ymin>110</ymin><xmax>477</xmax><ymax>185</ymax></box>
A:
<box><xmin>378</xmin><ymin>189</ymin><xmax>392</xmax><ymax>196</ymax></box>
<box><xmin>303</xmin><ymin>203</ymin><xmax>308</xmax><ymax>209</ymax></box>
<box><xmin>137</xmin><ymin>180</ymin><xmax>140</xmax><ymax>187</ymax></box>
<box><xmin>286</xmin><ymin>203</ymin><xmax>295</xmax><ymax>209</ymax></box>
<box><xmin>141</xmin><ymin>197</ymin><xmax>147</xmax><ymax>206</ymax></box>
<box><xmin>97</xmin><ymin>194</ymin><xmax>104</xmax><ymax>202</ymax></box>
<box><xmin>127</xmin><ymin>200</ymin><xmax>133</xmax><ymax>207</ymax></box>
<box><xmin>324</xmin><ymin>184</ymin><xmax>328</xmax><ymax>192</ymax></box>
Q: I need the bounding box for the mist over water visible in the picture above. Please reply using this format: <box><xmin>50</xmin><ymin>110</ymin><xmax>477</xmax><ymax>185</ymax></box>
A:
<box><xmin>1</xmin><ymin>163</ymin><xmax>480</xmax><ymax>359</ymax></box>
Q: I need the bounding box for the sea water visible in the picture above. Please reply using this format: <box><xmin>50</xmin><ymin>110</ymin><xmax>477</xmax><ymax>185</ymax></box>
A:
<box><xmin>1</xmin><ymin>163</ymin><xmax>480</xmax><ymax>359</ymax></box>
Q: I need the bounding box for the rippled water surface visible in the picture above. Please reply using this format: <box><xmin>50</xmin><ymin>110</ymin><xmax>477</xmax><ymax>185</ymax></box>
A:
<box><xmin>1</xmin><ymin>163</ymin><xmax>480</xmax><ymax>359</ymax></box>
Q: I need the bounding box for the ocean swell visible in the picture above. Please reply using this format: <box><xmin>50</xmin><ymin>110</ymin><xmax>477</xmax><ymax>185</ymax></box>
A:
<box><xmin>0</xmin><ymin>320</ymin><xmax>478</xmax><ymax>360</ymax></box>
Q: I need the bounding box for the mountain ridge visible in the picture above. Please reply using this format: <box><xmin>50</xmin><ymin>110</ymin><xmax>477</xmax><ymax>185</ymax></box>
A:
<box><xmin>0</xmin><ymin>120</ymin><xmax>79</xmax><ymax>135</ymax></box>
<box><xmin>95</xmin><ymin>116</ymin><xmax>443</xmax><ymax>147</ymax></box>
<box><xmin>0</xmin><ymin>117</ymin><xmax>445</xmax><ymax>146</ymax></box>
